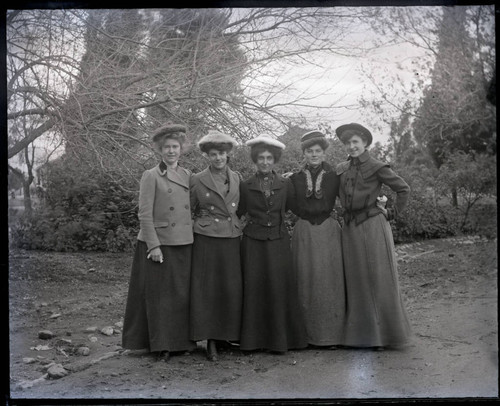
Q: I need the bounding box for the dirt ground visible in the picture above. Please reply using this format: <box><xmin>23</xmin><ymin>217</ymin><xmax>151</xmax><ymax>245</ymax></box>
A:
<box><xmin>7</xmin><ymin>236</ymin><xmax>498</xmax><ymax>401</ymax></box>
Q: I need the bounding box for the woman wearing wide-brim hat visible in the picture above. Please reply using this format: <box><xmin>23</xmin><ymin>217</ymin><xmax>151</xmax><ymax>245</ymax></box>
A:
<box><xmin>288</xmin><ymin>130</ymin><xmax>345</xmax><ymax>348</ymax></box>
<box><xmin>335</xmin><ymin>123</ymin><xmax>411</xmax><ymax>350</ymax></box>
<box><xmin>122</xmin><ymin>124</ymin><xmax>196</xmax><ymax>361</ymax></box>
<box><xmin>189</xmin><ymin>130</ymin><xmax>243</xmax><ymax>361</ymax></box>
<box><xmin>236</xmin><ymin>135</ymin><xmax>307</xmax><ymax>353</ymax></box>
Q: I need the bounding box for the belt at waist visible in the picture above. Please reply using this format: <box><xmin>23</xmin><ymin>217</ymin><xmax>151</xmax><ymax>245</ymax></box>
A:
<box><xmin>343</xmin><ymin>203</ymin><xmax>381</xmax><ymax>225</ymax></box>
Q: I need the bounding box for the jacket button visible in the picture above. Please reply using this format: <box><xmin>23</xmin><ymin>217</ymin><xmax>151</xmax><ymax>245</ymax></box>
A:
<box><xmin>267</xmin><ymin>222</ymin><xmax>272</xmax><ymax>226</ymax></box>
<box><xmin>206</xmin><ymin>192</ymin><xmax>210</xmax><ymax>197</ymax></box>
<box><xmin>269</xmin><ymin>201</ymin><xmax>273</xmax><ymax>206</ymax></box>
<box><xmin>266</xmin><ymin>210</ymin><xmax>270</xmax><ymax>214</ymax></box>
<box><xmin>215</xmin><ymin>218</ymin><xmax>220</xmax><ymax>222</ymax></box>
<box><xmin>172</xmin><ymin>223</ymin><xmax>176</xmax><ymax>227</ymax></box>
<box><xmin>185</xmin><ymin>205</ymin><xmax>189</xmax><ymax>209</ymax></box>
<box><xmin>227</xmin><ymin>217</ymin><xmax>232</xmax><ymax>221</ymax></box>
<box><xmin>231</xmin><ymin>202</ymin><xmax>236</xmax><ymax>207</ymax></box>
<box><xmin>210</xmin><ymin>206</ymin><xmax>215</xmax><ymax>210</ymax></box>
<box><xmin>168</xmin><ymin>188</ymin><xmax>172</xmax><ymax>193</ymax></box>
<box><xmin>170</xmin><ymin>207</ymin><xmax>174</xmax><ymax>210</ymax></box>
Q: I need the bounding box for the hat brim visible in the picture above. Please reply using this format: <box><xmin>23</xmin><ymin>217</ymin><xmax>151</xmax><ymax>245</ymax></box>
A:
<box><xmin>197</xmin><ymin>131</ymin><xmax>238</xmax><ymax>149</ymax></box>
<box><xmin>152</xmin><ymin>124</ymin><xmax>187</xmax><ymax>142</ymax></box>
<box><xmin>336</xmin><ymin>123</ymin><xmax>372</xmax><ymax>146</ymax></box>
<box><xmin>246</xmin><ymin>136</ymin><xmax>285</xmax><ymax>150</ymax></box>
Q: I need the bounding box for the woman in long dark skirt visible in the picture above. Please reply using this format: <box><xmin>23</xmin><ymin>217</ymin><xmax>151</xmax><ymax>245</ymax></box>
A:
<box><xmin>288</xmin><ymin>130</ymin><xmax>345</xmax><ymax>348</ymax></box>
<box><xmin>189</xmin><ymin>130</ymin><xmax>243</xmax><ymax>361</ymax></box>
<box><xmin>335</xmin><ymin>123</ymin><xmax>412</xmax><ymax>350</ymax></box>
<box><xmin>237</xmin><ymin>135</ymin><xmax>307</xmax><ymax>353</ymax></box>
<box><xmin>122</xmin><ymin>124</ymin><xmax>196</xmax><ymax>361</ymax></box>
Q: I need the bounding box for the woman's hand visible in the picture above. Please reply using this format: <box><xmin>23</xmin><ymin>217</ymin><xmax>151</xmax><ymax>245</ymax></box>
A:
<box><xmin>147</xmin><ymin>247</ymin><xmax>164</xmax><ymax>263</ymax></box>
<box><xmin>376</xmin><ymin>195</ymin><xmax>388</xmax><ymax>219</ymax></box>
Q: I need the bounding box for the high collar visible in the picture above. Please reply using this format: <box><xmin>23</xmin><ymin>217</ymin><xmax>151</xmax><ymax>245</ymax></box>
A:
<box><xmin>209</xmin><ymin>165</ymin><xmax>228</xmax><ymax>177</ymax></box>
<box><xmin>256</xmin><ymin>170</ymin><xmax>275</xmax><ymax>180</ymax></box>
<box><xmin>159</xmin><ymin>160</ymin><xmax>178</xmax><ymax>173</ymax></box>
<box><xmin>349</xmin><ymin>150</ymin><xmax>370</xmax><ymax>164</ymax></box>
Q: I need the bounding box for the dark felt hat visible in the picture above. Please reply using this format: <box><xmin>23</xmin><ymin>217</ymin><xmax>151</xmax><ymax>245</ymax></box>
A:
<box><xmin>152</xmin><ymin>124</ymin><xmax>187</xmax><ymax>142</ymax></box>
<box><xmin>300</xmin><ymin>130</ymin><xmax>329</xmax><ymax>150</ymax></box>
<box><xmin>335</xmin><ymin>123</ymin><xmax>373</xmax><ymax>146</ymax></box>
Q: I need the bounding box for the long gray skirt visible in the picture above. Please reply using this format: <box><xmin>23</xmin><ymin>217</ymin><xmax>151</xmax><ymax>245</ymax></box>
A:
<box><xmin>292</xmin><ymin>217</ymin><xmax>346</xmax><ymax>346</ymax></box>
<box><xmin>190</xmin><ymin>234</ymin><xmax>242</xmax><ymax>341</ymax></box>
<box><xmin>122</xmin><ymin>241</ymin><xmax>197</xmax><ymax>353</ymax></box>
<box><xmin>240</xmin><ymin>235</ymin><xmax>307</xmax><ymax>352</ymax></box>
<box><xmin>342</xmin><ymin>214</ymin><xmax>411</xmax><ymax>347</ymax></box>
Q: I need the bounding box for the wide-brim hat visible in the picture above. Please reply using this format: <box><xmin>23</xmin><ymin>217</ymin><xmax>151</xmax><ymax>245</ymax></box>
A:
<box><xmin>152</xmin><ymin>123</ymin><xmax>187</xmax><ymax>142</ymax></box>
<box><xmin>335</xmin><ymin>123</ymin><xmax>373</xmax><ymax>146</ymax></box>
<box><xmin>246</xmin><ymin>134</ymin><xmax>285</xmax><ymax>150</ymax></box>
<box><xmin>197</xmin><ymin>130</ymin><xmax>238</xmax><ymax>150</ymax></box>
<box><xmin>300</xmin><ymin>130</ymin><xmax>328</xmax><ymax>150</ymax></box>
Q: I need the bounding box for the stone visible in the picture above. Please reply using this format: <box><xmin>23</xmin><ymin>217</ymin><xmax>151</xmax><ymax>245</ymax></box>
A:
<box><xmin>22</xmin><ymin>357</ymin><xmax>37</xmax><ymax>364</ymax></box>
<box><xmin>47</xmin><ymin>364</ymin><xmax>68</xmax><ymax>379</ymax></box>
<box><xmin>38</xmin><ymin>330</ymin><xmax>55</xmax><ymax>340</ymax></box>
<box><xmin>89</xmin><ymin>336</ymin><xmax>98</xmax><ymax>343</ymax></box>
<box><xmin>100</xmin><ymin>326</ymin><xmax>114</xmax><ymax>336</ymax></box>
<box><xmin>76</xmin><ymin>347</ymin><xmax>90</xmax><ymax>356</ymax></box>
<box><xmin>49</xmin><ymin>313</ymin><xmax>61</xmax><ymax>319</ymax></box>
<box><xmin>84</xmin><ymin>326</ymin><xmax>98</xmax><ymax>333</ymax></box>
<box><xmin>114</xmin><ymin>321</ymin><xmax>124</xmax><ymax>328</ymax></box>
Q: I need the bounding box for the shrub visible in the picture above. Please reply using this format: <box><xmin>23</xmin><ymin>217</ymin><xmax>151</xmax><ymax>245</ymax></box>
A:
<box><xmin>9</xmin><ymin>156</ymin><xmax>139</xmax><ymax>252</ymax></box>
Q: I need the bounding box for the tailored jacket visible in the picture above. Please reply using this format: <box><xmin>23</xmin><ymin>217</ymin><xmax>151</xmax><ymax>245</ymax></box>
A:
<box><xmin>190</xmin><ymin>167</ymin><xmax>242</xmax><ymax>238</ymax></box>
<box><xmin>336</xmin><ymin>150</ymin><xmax>410</xmax><ymax>225</ymax></box>
<box><xmin>237</xmin><ymin>171</ymin><xmax>293</xmax><ymax>241</ymax></box>
<box><xmin>137</xmin><ymin>163</ymin><xmax>194</xmax><ymax>250</ymax></box>
<box><xmin>289</xmin><ymin>162</ymin><xmax>340</xmax><ymax>225</ymax></box>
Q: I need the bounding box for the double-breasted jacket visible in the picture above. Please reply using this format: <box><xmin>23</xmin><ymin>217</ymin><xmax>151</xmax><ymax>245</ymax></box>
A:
<box><xmin>137</xmin><ymin>163</ymin><xmax>194</xmax><ymax>250</ymax></box>
<box><xmin>237</xmin><ymin>171</ymin><xmax>293</xmax><ymax>241</ymax></box>
<box><xmin>190</xmin><ymin>167</ymin><xmax>242</xmax><ymax>238</ymax></box>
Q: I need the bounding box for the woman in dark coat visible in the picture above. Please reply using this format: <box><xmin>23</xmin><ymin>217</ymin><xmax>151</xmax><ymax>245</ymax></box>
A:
<box><xmin>289</xmin><ymin>130</ymin><xmax>345</xmax><ymax>348</ymax></box>
<box><xmin>122</xmin><ymin>124</ymin><xmax>196</xmax><ymax>361</ymax></box>
<box><xmin>190</xmin><ymin>130</ymin><xmax>243</xmax><ymax>361</ymax></box>
<box><xmin>237</xmin><ymin>135</ymin><xmax>307</xmax><ymax>353</ymax></box>
<box><xmin>335</xmin><ymin>123</ymin><xmax>411</xmax><ymax>350</ymax></box>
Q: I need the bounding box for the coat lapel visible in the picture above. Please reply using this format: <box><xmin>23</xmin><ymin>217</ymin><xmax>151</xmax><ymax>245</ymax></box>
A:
<box><xmin>199</xmin><ymin>167</ymin><xmax>223</xmax><ymax>197</ymax></box>
<box><xmin>200</xmin><ymin>167</ymin><xmax>240</xmax><ymax>204</ymax></box>
<box><xmin>224</xmin><ymin>168</ymin><xmax>240</xmax><ymax>204</ymax></box>
<box><xmin>162</xmin><ymin>165</ymin><xmax>190</xmax><ymax>189</ymax></box>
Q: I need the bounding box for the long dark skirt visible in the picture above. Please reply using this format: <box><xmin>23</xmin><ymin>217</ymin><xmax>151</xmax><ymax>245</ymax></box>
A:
<box><xmin>122</xmin><ymin>241</ymin><xmax>196</xmax><ymax>353</ymax></box>
<box><xmin>240</xmin><ymin>235</ymin><xmax>307</xmax><ymax>352</ymax></box>
<box><xmin>190</xmin><ymin>234</ymin><xmax>242</xmax><ymax>341</ymax></box>
<box><xmin>292</xmin><ymin>217</ymin><xmax>346</xmax><ymax>346</ymax></box>
<box><xmin>342</xmin><ymin>214</ymin><xmax>411</xmax><ymax>347</ymax></box>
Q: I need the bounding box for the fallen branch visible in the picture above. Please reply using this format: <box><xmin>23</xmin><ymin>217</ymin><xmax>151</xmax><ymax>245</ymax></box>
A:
<box><xmin>66</xmin><ymin>350</ymin><xmax>122</xmax><ymax>373</ymax></box>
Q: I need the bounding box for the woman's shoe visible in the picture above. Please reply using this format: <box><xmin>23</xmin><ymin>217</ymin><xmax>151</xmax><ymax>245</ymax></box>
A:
<box><xmin>207</xmin><ymin>339</ymin><xmax>218</xmax><ymax>361</ymax></box>
<box><xmin>155</xmin><ymin>351</ymin><xmax>170</xmax><ymax>362</ymax></box>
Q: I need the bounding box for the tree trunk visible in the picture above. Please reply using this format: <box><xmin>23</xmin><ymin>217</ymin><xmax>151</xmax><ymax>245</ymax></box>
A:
<box><xmin>452</xmin><ymin>188</ymin><xmax>458</xmax><ymax>207</ymax></box>
<box><xmin>23</xmin><ymin>181</ymin><xmax>32</xmax><ymax>217</ymax></box>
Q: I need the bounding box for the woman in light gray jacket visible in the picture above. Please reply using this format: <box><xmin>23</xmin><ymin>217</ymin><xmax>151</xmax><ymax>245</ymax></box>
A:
<box><xmin>189</xmin><ymin>130</ymin><xmax>242</xmax><ymax>361</ymax></box>
<box><xmin>122</xmin><ymin>124</ymin><xmax>196</xmax><ymax>362</ymax></box>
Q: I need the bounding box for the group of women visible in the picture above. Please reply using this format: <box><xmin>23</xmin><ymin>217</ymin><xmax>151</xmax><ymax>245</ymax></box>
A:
<box><xmin>121</xmin><ymin>122</ymin><xmax>412</xmax><ymax>362</ymax></box>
